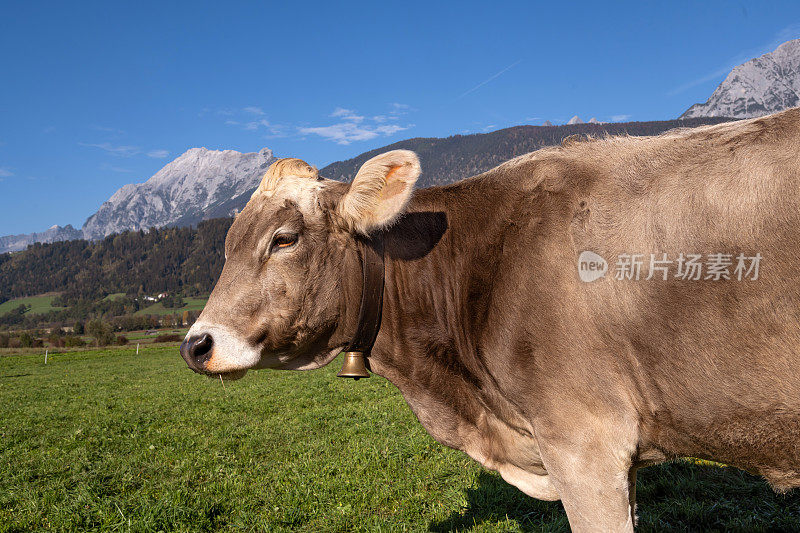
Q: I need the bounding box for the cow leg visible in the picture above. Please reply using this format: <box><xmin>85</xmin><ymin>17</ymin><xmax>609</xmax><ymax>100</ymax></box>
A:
<box><xmin>628</xmin><ymin>466</ymin><xmax>638</xmax><ymax>527</ymax></box>
<box><xmin>535</xmin><ymin>426</ymin><xmax>637</xmax><ymax>532</ymax></box>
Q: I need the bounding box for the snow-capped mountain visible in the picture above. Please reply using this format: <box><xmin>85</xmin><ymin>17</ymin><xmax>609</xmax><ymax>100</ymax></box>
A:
<box><xmin>0</xmin><ymin>147</ymin><xmax>275</xmax><ymax>253</ymax></box>
<box><xmin>0</xmin><ymin>224</ymin><xmax>82</xmax><ymax>253</ymax></box>
<box><xmin>82</xmin><ymin>147</ymin><xmax>274</xmax><ymax>239</ymax></box>
<box><xmin>681</xmin><ymin>39</ymin><xmax>800</xmax><ymax>119</ymax></box>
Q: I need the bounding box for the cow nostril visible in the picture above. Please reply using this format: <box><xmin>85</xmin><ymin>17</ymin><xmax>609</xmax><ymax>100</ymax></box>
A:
<box><xmin>193</xmin><ymin>334</ymin><xmax>213</xmax><ymax>358</ymax></box>
<box><xmin>180</xmin><ymin>333</ymin><xmax>215</xmax><ymax>371</ymax></box>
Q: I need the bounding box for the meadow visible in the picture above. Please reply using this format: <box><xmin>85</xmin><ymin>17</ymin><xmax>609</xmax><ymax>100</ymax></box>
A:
<box><xmin>134</xmin><ymin>297</ymin><xmax>209</xmax><ymax>317</ymax></box>
<box><xmin>2</xmin><ymin>346</ymin><xmax>799</xmax><ymax>532</ymax></box>
<box><xmin>0</xmin><ymin>294</ymin><xmax>65</xmax><ymax>316</ymax></box>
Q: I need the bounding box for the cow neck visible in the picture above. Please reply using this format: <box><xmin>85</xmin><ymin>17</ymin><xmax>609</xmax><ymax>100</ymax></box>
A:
<box><xmin>336</xmin><ymin>233</ymin><xmax>385</xmax><ymax>379</ymax></box>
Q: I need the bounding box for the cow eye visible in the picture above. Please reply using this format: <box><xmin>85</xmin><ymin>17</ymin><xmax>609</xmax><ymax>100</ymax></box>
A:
<box><xmin>272</xmin><ymin>233</ymin><xmax>298</xmax><ymax>250</ymax></box>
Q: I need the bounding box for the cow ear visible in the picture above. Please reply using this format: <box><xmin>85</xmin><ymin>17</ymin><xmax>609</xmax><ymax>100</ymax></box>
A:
<box><xmin>337</xmin><ymin>150</ymin><xmax>420</xmax><ymax>235</ymax></box>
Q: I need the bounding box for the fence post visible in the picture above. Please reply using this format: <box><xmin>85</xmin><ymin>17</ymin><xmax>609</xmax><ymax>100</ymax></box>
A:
<box><xmin>44</xmin><ymin>349</ymin><xmax>48</xmax><ymax>364</ymax></box>
<box><xmin>136</xmin><ymin>343</ymin><xmax>139</xmax><ymax>355</ymax></box>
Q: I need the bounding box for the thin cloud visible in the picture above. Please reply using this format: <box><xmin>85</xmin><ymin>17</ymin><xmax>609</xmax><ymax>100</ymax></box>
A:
<box><xmin>0</xmin><ymin>167</ymin><xmax>13</xmax><ymax>177</ymax></box>
<box><xmin>458</xmin><ymin>60</ymin><xmax>522</xmax><ymax>99</ymax></box>
<box><xmin>668</xmin><ymin>23</ymin><xmax>800</xmax><ymax>96</ymax></box>
<box><xmin>80</xmin><ymin>142</ymin><xmax>170</xmax><ymax>158</ymax></box>
<box><xmin>389</xmin><ymin>102</ymin><xmax>413</xmax><ymax>114</ymax></box>
<box><xmin>226</xmin><ymin>113</ymin><xmax>286</xmax><ymax>137</ymax></box>
<box><xmin>80</xmin><ymin>142</ymin><xmax>140</xmax><ymax>157</ymax></box>
<box><xmin>374</xmin><ymin>103</ymin><xmax>414</xmax><ymax>122</ymax></box>
<box><xmin>299</xmin><ymin>122</ymin><xmax>410</xmax><ymax>145</ymax></box>
<box><xmin>299</xmin><ymin>105</ymin><xmax>414</xmax><ymax>144</ymax></box>
<box><xmin>43</xmin><ymin>126</ymin><xmax>56</xmax><ymax>134</ymax></box>
<box><xmin>610</xmin><ymin>114</ymin><xmax>632</xmax><ymax>122</ymax></box>
<box><xmin>330</xmin><ymin>107</ymin><xmax>365</xmax><ymax>122</ymax></box>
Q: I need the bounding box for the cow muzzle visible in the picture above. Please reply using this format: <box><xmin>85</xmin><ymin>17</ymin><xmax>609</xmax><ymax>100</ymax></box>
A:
<box><xmin>180</xmin><ymin>333</ymin><xmax>214</xmax><ymax>373</ymax></box>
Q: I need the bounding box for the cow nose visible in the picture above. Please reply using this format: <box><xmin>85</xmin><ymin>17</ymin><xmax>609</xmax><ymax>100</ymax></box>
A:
<box><xmin>180</xmin><ymin>334</ymin><xmax>214</xmax><ymax>371</ymax></box>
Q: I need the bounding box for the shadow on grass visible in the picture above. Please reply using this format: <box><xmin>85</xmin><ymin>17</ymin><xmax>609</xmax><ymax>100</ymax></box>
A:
<box><xmin>429</xmin><ymin>462</ymin><xmax>800</xmax><ymax>532</ymax></box>
<box><xmin>428</xmin><ymin>471</ymin><xmax>567</xmax><ymax>532</ymax></box>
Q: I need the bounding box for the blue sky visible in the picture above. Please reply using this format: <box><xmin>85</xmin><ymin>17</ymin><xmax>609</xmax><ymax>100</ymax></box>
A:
<box><xmin>2</xmin><ymin>0</ymin><xmax>800</xmax><ymax>235</ymax></box>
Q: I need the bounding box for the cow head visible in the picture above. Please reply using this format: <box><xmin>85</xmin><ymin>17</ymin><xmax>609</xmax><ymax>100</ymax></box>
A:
<box><xmin>180</xmin><ymin>150</ymin><xmax>420</xmax><ymax>379</ymax></box>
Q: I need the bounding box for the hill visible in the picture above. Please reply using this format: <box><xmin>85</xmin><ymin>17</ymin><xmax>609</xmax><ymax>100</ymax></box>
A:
<box><xmin>319</xmin><ymin>118</ymin><xmax>732</xmax><ymax>186</ymax></box>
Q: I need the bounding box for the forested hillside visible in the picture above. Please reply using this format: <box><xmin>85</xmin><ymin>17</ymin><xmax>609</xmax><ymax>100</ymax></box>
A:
<box><xmin>320</xmin><ymin>117</ymin><xmax>733</xmax><ymax>185</ymax></box>
<box><xmin>0</xmin><ymin>218</ymin><xmax>231</xmax><ymax>303</ymax></box>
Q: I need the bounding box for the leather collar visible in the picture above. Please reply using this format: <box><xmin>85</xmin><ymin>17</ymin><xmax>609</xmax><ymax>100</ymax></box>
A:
<box><xmin>346</xmin><ymin>234</ymin><xmax>385</xmax><ymax>353</ymax></box>
<box><xmin>337</xmin><ymin>233</ymin><xmax>385</xmax><ymax>379</ymax></box>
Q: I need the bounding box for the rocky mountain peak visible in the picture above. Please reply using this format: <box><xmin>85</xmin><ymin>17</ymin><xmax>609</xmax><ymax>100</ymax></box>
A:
<box><xmin>681</xmin><ymin>39</ymin><xmax>800</xmax><ymax>119</ymax></box>
<box><xmin>81</xmin><ymin>146</ymin><xmax>275</xmax><ymax>240</ymax></box>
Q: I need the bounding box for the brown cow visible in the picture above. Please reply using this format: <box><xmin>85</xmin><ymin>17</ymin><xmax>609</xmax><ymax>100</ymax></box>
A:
<box><xmin>180</xmin><ymin>109</ymin><xmax>800</xmax><ymax>531</ymax></box>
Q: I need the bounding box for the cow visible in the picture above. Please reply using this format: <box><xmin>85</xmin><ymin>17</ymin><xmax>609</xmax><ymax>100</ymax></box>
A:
<box><xmin>180</xmin><ymin>108</ymin><xmax>800</xmax><ymax>531</ymax></box>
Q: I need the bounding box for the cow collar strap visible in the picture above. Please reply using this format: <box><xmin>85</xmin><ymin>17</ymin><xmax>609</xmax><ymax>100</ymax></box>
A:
<box><xmin>337</xmin><ymin>233</ymin><xmax>385</xmax><ymax>380</ymax></box>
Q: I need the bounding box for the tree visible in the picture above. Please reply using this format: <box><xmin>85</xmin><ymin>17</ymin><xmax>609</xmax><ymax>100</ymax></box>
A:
<box><xmin>86</xmin><ymin>319</ymin><xmax>105</xmax><ymax>338</ymax></box>
<box><xmin>73</xmin><ymin>321</ymin><xmax>85</xmax><ymax>335</ymax></box>
<box><xmin>19</xmin><ymin>332</ymin><xmax>33</xmax><ymax>348</ymax></box>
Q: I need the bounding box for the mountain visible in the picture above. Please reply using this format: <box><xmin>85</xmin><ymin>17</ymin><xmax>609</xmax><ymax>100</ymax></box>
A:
<box><xmin>567</xmin><ymin>115</ymin><xmax>584</xmax><ymax>125</ymax></box>
<box><xmin>0</xmin><ymin>147</ymin><xmax>275</xmax><ymax>253</ymax></box>
<box><xmin>82</xmin><ymin>147</ymin><xmax>275</xmax><ymax>239</ymax></box>
<box><xmin>681</xmin><ymin>39</ymin><xmax>800</xmax><ymax>119</ymax></box>
<box><xmin>0</xmin><ymin>225</ymin><xmax>83</xmax><ymax>253</ymax></box>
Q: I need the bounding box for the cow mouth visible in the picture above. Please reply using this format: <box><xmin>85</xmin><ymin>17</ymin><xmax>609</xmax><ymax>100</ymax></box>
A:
<box><xmin>208</xmin><ymin>369</ymin><xmax>248</xmax><ymax>381</ymax></box>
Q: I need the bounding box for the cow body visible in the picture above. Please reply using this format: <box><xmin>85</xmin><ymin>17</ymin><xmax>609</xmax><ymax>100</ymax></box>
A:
<box><xmin>183</xmin><ymin>110</ymin><xmax>800</xmax><ymax>531</ymax></box>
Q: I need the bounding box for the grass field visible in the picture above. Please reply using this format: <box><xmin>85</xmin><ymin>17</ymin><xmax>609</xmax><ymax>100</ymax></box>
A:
<box><xmin>0</xmin><ymin>294</ymin><xmax>66</xmax><ymax>316</ymax></box>
<box><xmin>134</xmin><ymin>297</ymin><xmax>208</xmax><ymax>316</ymax></box>
<box><xmin>1</xmin><ymin>347</ymin><xmax>799</xmax><ymax>531</ymax></box>
<box><xmin>102</xmin><ymin>293</ymin><xmax>127</xmax><ymax>301</ymax></box>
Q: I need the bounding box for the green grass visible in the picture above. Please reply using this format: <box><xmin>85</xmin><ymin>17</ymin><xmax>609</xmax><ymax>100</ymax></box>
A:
<box><xmin>0</xmin><ymin>294</ymin><xmax>66</xmax><ymax>316</ymax></box>
<box><xmin>1</xmin><ymin>347</ymin><xmax>799</xmax><ymax>531</ymax></box>
<box><xmin>102</xmin><ymin>292</ymin><xmax>127</xmax><ymax>302</ymax></box>
<box><xmin>134</xmin><ymin>297</ymin><xmax>208</xmax><ymax>316</ymax></box>
<box><xmin>122</xmin><ymin>329</ymin><xmax>188</xmax><ymax>341</ymax></box>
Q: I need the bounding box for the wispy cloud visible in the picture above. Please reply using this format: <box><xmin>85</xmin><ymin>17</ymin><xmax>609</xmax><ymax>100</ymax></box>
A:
<box><xmin>221</xmin><ymin>103</ymin><xmax>415</xmax><ymax>144</ymax></box>
<box><xmin>610</xmin><ymin>114</ymin><xmax>632</xmax><ymax>122</ymax></box>
<box><xmin>298</xmin><ymin>104</ymin><xmax>414</xmax><ymax>145</ymax></box>
<box><xmin>0</xmin><ymin>167</ymin><xmax>13</xmax><ymax>178</ymax></box>
<box><xmin>668</xmin><ymin>24</ymin><xmax>800</xmax><ymax>96</ymax></box>
<box><xmin>458</xmin><ymin>60</ymin><xmax>522</xmax><ymax>99</ymax></box>
<box><xmin>80</xmin><ymin>142</ymin><xmax>170</xmax><ymax>159</ymax></box>
<box><xmin>146</xmin><ymin>149</ymin><xmax>169</xmax><ymax>159</ymax></box>
<box><xmin>227</xmin><ymin>118</ymin><xmax>286</xmax><ymax>137</ymax></box>
<box><xmin>79</xmin><ymin>142</ymin><xmax>141</xmax><ymax>157</ymax></box>
<box><xmin>330</xmin><ymin>107</ymin><xmax>365</xmax><ymax>122</ymax></box>
<box><xmin>373</xmin><ymin>103</ymin><xmax>414</xmax><ymax>123</ymax></box>
<box><xmin>299</xmin><ymin>122</ymin><xmax>410</xmax><ymax>145</ymax></box>
<box><xmin>43</xmin><ymin>126</ymin><xmax>56</xmax><ymax>134</ymax></box>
